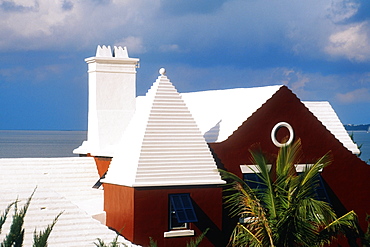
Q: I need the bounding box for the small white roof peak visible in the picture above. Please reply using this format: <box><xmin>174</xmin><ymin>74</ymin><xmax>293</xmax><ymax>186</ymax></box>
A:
<box><xmin>159</xmin><ymin>67</ymin><xmax>166</xmax><ymax>76</ymax></box>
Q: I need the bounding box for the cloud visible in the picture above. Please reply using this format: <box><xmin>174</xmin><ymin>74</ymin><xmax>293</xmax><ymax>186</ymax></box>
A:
<box><xmin>61</xmin><ymin>0</ymin><xmax>73</xmax><ymax>11</ymax></box>
<box><xmin>336</xmin><ymin>88</ymin><xmax>370</xmax><ymax>103</ymax></box>
<box><xmin>161</xmin><ymin>65</ymin><xmax>314</xmax><ymax>95</ymax></box>
<box><xmin>280</xmin><ymin>69</ymin><xmax>310</xmax><ymax>95</ymax></box>
<box><xmin>325</xmin><ymin>22</ymin><xmax>370</xmax><ymax>61</ymax></box>
<box><xmin>114</xmin><ymin>36</ymin><xmax>146</xmax><ymax>54</ymax></box>
<box><xmin>0</xmin><ymin>0</ymin><xmax>363</xmax><ymax>63</ymax></box>
<box><xmin>328</xmin><ymin>0</ymin><xmax>359</xmax><ymax>23</ymax></box>
<box><xmin>0</xmin><ymin>0</ymin><xmax>369</xmax><ymax>66</ymax></box>
<box><xmin>0</xmin><ymin>0</ymin><xmax>39</xmax><ymax>12</ymax></box>
<box><xmin>0</xmin><ymin>1</ymin><xmax>160</xmax><ymax>50</ymax></box>
<box><xmin>159</xmin><ymin>44</ymin><xmax>181</xmax><ymax>52</ymax></box>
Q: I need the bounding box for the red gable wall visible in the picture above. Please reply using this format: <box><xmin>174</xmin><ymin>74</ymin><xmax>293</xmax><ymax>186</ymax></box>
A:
<box><xmin>210</xmin><ymin>86</ymin><xmax>370</xmax><ymax>242</ymax></box>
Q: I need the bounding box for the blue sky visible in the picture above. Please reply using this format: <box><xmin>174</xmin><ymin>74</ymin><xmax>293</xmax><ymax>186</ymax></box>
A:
<box><xmin>0</xmin><ymin>0</ymin><xmax>369</xmax><ymax>130</ymax></box>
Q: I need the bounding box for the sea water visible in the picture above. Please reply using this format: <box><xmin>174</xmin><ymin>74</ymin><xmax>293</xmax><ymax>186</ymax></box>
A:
<box><xmin>349</xmin><ymin>131</ymin><xmax>370</xmax><ymax>164</ymax></box>
<box><xmin>0</xmin><ymin>130</ymin><xmax>86</xmax><ymax>158</ymax></box>
<box><xmin>0</xmin><ymin>130</ymin><xmax>369</xmax><ymax>163</ymax></box>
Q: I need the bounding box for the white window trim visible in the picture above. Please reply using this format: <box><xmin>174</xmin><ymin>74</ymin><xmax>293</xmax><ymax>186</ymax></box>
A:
<box><xmin>240</xmin><ymin>164</ymin><xmax>322</xmax><ymax>174</ymax></box>
<box><xmin>164</xmin><ymin>229</ymin><xmax>195</xmax><ymax>238</ymax></box>
<box><xmin>294</xmin><ymin>164</ymin><xmax>323</xmax><ymax>173</ymax></box>
<box><xmin>240</xmin><ymin>164</ymin><xmax>271</xmax><ymax>173</ymax></box>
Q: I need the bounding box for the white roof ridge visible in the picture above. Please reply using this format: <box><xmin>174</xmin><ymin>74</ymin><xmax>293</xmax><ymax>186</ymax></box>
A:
<box><xmin>303</xmin><ymin>101</ymin><xmax>360</xmax><ymax>154</ymax></box>
<box><xmin>103</xmin><ymin>73</ymin><xmax>225</xmax><ymax>187</ymax></box>
<box><xmin>181</xmin><ymin>84</ymin><xmax>283</xmax><ymax>94</ymax></box>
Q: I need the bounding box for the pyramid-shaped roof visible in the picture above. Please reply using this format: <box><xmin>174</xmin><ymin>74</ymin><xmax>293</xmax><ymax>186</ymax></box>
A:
<box><xmin>102</xmin><ymin>70</ymin><xmax>225</xmax><ymax>187</ymax></box>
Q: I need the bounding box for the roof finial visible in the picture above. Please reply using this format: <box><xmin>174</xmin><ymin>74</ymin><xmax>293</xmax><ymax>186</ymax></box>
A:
<box><xmin>159</xmin><ymin>68</ymin><xmax>166</xmax><ymax>76</ymax></box>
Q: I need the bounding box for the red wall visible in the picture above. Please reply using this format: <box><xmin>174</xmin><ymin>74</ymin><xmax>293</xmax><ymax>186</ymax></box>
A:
<box><xmin>104</xmin><ymin>184</ymin><xmax>135</xmax><ymax>241</ymax></box>
<box><xmin>210</xmin><ymin>86</ymin><xmax>370</xmax><ymax>245</ymax></box>
<box><xmin>104</xmin><ymin>185</ymin><xmax>224</xmax><ymax>247</ymax></box>
<box><xmin>99</xmin><ymin>86</ymin><xmax>369</xmax><ymax>246</ymax></box>
<box><xmin>93</xmin><ymin>156</ymin><xmax>111</xmax><ymax>177</ymax></box>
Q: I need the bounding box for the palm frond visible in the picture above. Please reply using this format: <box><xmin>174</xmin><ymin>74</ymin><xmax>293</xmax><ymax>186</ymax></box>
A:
<box><xmin>1</xmin><ymin>189</ymin><xmax>35</xmax><ymax>247</ymax></box>
<box><xmin>0</xmin><ymin>202</ymin><xmax>16</xmax><ymax>235</ymax></box>
<box><xmin>299</xmin><ymin>155</ymin><xmax>331</xmax><ymax>194</ymax></box>
<box><xmin>32</xmin><ymin>211</ymin><xmax>63</xmax><ymax>247</ymax></box>
<box><xmin>220</xmin><ymin>170</ymin><xmax>259</xmax><ymax>218</ymax></box>
<box><xmin>249</xmin><ymin>150</ymin><xmax>278</xmax><ymax>220</ymax></box>
<box><xmin>94</xmin><ymin>238</ymin><xmax>107</xmax><ymax>247</ymax></box>
<box><xmin>220</xmin><ymin>169</ymin><xmax>275</xmax><ymax>246</ymax></box>
<box><xmin>276</xmin><ymin>211</ymin><xmax>319</xmax><ymax>247</ymax></box>
<box><xmin>94</xmin><ymin>234</ymin><xmax>127</xmax><ymax>247</ymax></box>
<box><xmin>228</xmin><ymin>223</ymin><xmax>263</xmax><ymax>247</ymax></box>
<box><xmin>221</xmin><ymin>140</ymin><xmax>360</xmax><ymax>246</ymax></box>
<box><xmin>276</xmin><ymin>139</ymin><xmax>302</xmax><ymax>179</ymax></box>
<box><xmin>319</xmin><ymin>210</ymin><xmax>359</xmax><ymax>244</ymax></box>
<box><xmin>148</xmin><ymin>237</ymin><xmax>157</xmax><ymax>247</ymax></box>
<box><xmin>186</xmin><ymin>228</ymin><xmax>209</xmax><ymax>247</ymax></box>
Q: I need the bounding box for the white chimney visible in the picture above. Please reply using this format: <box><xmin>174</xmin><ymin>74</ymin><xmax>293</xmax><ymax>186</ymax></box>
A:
<box><xmin>74</xmin><ymin>45</ymin><xmax>139</xmax><ymax>157</ymax></box>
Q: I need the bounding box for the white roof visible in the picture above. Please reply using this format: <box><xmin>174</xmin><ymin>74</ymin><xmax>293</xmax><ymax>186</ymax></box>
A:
<box><xmin>0</xmin><ymin>157</ymin><xmax>137</xmax><ymax>247</ymax></box>
<box><xmin>103</xmin><ymin>73</ymin><xmax>225</xmax><ymax>187</ymax></box>
<box><xmin>181</xmin><ymin>85</ymin><xmax>283</xmax><ymax>143</ymax></box>
<box><xmin>180</xmin><ymin>86</ymin><xmax>358</xmax><ymax>154</ymax></box>
<box><xmin>103</xmin><ymin>82</ymin><xmax>358</xmax><ymax>188</ymax></box>
<box><xmin>303</xmin><ymin>101</ymin><xmax>360</xmax><ymax>154</ymax></box>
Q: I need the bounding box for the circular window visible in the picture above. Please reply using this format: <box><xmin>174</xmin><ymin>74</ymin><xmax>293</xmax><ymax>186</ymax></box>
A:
<box><xmin>271</xmin><ymin>122</ymin><xmax>294</xmax><ymax>147</ymax></box>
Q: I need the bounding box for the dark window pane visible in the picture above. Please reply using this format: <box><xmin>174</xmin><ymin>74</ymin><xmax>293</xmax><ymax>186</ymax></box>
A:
<box><xmin>169</xmin><ymin>194</ymin><xmax>198</xmax><ymax>223</ymax></box>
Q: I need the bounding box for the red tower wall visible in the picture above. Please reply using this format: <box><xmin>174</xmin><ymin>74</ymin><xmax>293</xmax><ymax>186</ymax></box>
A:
<box><xmin>104</xmin><ymin>184</ymin><xmax>135</xmax><ymax>241</ymax></box>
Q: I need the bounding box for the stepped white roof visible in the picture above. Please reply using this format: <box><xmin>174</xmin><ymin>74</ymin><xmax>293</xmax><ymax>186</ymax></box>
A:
<box><xmin>303</xmin><ymin>101</ymin><xmax>360</xmax><ymax>154</ymax></box>
<box><xmin>181</xmin><ymin>85</ymin><xmax>283</xmax><ymax>143</ymax></box>
<box><xmin>103</xmin><ymin>71</ymin><xmax>225</xmax><ymax>187</ymax></box>
<box><xmin>103</xmin><ymin>79</ymin><xmax>359</xmax><ymax>187</ymax></box>
<box><xmin>0</xmin><ymin>157</ymin><xmax>137</xmax><ymax>247</ymax></box>
<box><xmin>180</xmin><ymin>86</ymin><xmax>359</xmax><ymax>154</ymax></box>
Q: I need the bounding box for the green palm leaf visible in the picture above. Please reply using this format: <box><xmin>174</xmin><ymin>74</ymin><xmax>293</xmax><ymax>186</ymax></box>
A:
<box><xmin>221</xmin><ymin>139</ymin><xmax>360</xmax><ymax>247</ymax></box>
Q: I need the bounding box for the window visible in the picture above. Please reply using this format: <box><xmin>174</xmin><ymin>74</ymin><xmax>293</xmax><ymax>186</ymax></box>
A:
<box><xmin>240</xmin><ymin>164</ymin><xmax>271</xmax><ymax>190</ymax></box>
<box><xmin>313</xmin><ymin>174</ymin><xmax>331</xmax><ymax>204</ymax></box>
<box><xmin>243</xmin><ymin>173</ymin><xmax>266</xmax><ymax>190</ymax></box>
<box><xmin>241</xmin><ymin>164</ymin><xmax>331</xmax><ymax>204</ymax></box>
<box><xmin>169</xmin><ymin>194</ymin><xmax>197</xmax><ymax>230</ymax></box>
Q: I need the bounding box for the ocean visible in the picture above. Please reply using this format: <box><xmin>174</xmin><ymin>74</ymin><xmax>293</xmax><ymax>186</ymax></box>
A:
<box><xmin>0</xmin><ymin>130</ymin><xmax>86</xmax><ymax>158</ymax></box>
<box><xmin>350</xmin><ymin>131</ymin><xmax>370</xmax><ymax>164</ymax></box>
<box><xmin>0</xmin><ymin>130</ymin><xmax>369</xmax><ymax>164</ymax></box>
